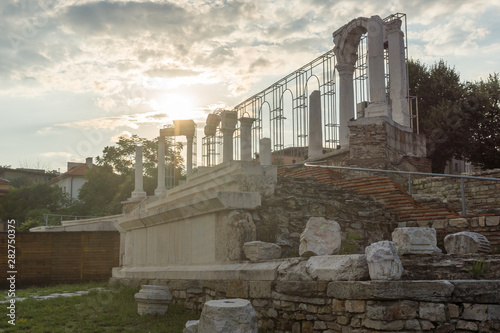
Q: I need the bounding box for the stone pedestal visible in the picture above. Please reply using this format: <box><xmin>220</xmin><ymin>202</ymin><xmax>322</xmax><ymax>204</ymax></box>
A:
<box><xmin>134</xmin><ymin>285</ymin><xmax>172</xmax><ymax>316</ymax></box>
<box><xmin>198</xmin><ymin>299</ymin><xmax>258</xmax><ymax>333</ymax></box>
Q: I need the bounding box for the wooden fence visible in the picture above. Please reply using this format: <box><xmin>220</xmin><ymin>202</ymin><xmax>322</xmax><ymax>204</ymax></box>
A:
<box><xmin>0</xmin><ymin>232</ymin><xmax>119</xmax><ymax>288</ymax></box>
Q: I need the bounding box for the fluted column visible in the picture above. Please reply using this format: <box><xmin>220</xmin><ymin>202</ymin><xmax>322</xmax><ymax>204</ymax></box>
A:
<box><xmin>336</xmin><ymin>63</ymin><xmax>355</xmax><ymax>148</ymax></box>
<box><xmin>155</xmin><ymin>135</ymin><xmax>167</xmax><ymax>196</ymax></box>
<box><xmin>365</xmin><ymin>15</ymin><xmax>391</xmax><ymax>118</ymax></box>
<box><xmin>131</xmin><ymin>146</ymin><xmax>146</xmax><ymax>199</ymax></box>
<box><xmin>239</xmin><ymin>117</ymin><xmax>257</xmax><ymax>161</ymax></box>
<box><xmin>387</xmin><ymin>18</ymin><xmax>410</xmax><ymax>128</ymax></box>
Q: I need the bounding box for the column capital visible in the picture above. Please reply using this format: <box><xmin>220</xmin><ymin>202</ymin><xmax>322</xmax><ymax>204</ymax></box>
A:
<box><xmin>335</xmin><ymin>63</ymin><xmax>355</xmax><ymax>75</ymax></box>
<box><xmin>385</xmin><ymin>18</ymin><xmax>402</xmax><ymax>34</ymax></box>
<box><xmin>238</xmin><ymin>117</ymin><xmax>257</xmax><ymax>128</ymax></box>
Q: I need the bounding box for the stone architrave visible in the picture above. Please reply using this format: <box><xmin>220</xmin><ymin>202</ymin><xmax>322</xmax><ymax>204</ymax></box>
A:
<box><xmin>299</xmin><ymin>217</ymin><xmax>341</xmax><ymax>257</ymax></box>
<box><xmin>444</xmin><ymin>232</ymin><xmax>491</xmax><ymax>254</ymax></box>
<box><xmin>365</xmin><ymin>240</ymin><xmax>403</xmax><ymax>280</ymax></box>
<box><xmin>392</xmin><ymin>227</ymin><xmax>437</xmax><ymax>255</ymax></box>
<box><xmin>134</xmin><ymin>285</ymin><xmax>172</xmax><ymax>316</ymax></box>
<box><xmin>243</xmin><ymin>241</ymin><xmax>281</xmax><ymax>261</ymax></box>
<box><xmin>306</xmin><ymin>254</ymin><xmax>370</xmax><ymax>281</ymax></box>
<box><xmin>198</xmin><ymin>299</ymin><xmax>258</xmax><ymax>333</ymax></box>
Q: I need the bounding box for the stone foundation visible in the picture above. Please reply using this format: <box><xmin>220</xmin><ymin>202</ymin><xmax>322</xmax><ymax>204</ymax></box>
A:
<box><xmin>111</xmin><ymin>256</ymin><xmax>500</xmax><ymax>332</ymax></box>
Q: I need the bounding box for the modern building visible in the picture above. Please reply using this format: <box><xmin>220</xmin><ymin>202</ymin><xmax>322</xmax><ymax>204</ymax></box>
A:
<box><xmin>48</xmin><ymin>157</ymin><xmax>94</xmax><ymax>200</ymax></box>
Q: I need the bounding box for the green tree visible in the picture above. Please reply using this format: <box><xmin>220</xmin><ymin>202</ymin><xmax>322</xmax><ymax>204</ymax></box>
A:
<box><xmin>408</xmin><ymin>59</ymin><xmax>466</xmax><ymax>172</ymax></box>
<box><xmin>75</xmin><ymin>134</ymin><xmax>185</xmax><ymax>216</ymax></box>
<box><xmin>460</xmin><ymin>74</ymin><xmax>500</xmax><ymax>169</ymax></box>
<box><xmin>0</xmin><ymin>182</ymin><xmax>70</xmax><ymax>229</ymax></box>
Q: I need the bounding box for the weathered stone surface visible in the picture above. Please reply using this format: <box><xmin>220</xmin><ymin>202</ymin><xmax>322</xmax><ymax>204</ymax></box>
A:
<box><xmin>183</xmin><ymin>320</ymin><xmax>199</xmax><ymax>333</ymax></box>
<box><xmin>444</xmin><ymin>231</ymin><xmax>491</xmax><ymax>254</ymax></box>
<box><xmin>366</xmin><ymin>300</ymin><xmax>417</xmax><ymax>320</ymax></box>
<box><xmin>248</xmin><ymin>281</ymin><xmax>272</xmax><ymax>298</ymax></box>
<box><xmin>392</xmin><ymin>227</ymin><xmax>437</xmax><ymax>255</ymax></box>
<box><xmin>243</xmin><ymin>241</ymin><xmax>282</xmax><ymax>261</ymax></box>
<box><xmin>217</xmin><ymin>210</ymin><xmax>256</xmax><ymax>262</ymax></box>
<box><xmin>345</xmin><ymin>300</ymin><xmax>365</xmax><ymax>313</ymax></box>
<box><xmin>456</xmin><ymin>320</ymin><xmax>478</xmax><ymax>331</ymax></box>
<box><xmin>134</xmin><ymin>285</ymin><xmax>172</xmax><ymax>316</ymax></box>
<box><xmin>327</xmin><ymin>280</ymin><xmax>454</xmax><ymax>301</ymax></box>
<box><xmin>419</xmin><ymin>302</ymin><xmax>446</xmax><ymax>322</ymax></box>
<box><xmin>488</xmin><ymin>304</ymin><xmax>500</xmax><ymax>320</ymax></box>
<box><xmin>404</xmin><ymin>319</ymin><xmax>421</xmax><ymax>331</ymax></box>
<box><xmin>299</xmin><ymin>217</ymin><xmax>341</xmax><ymax>257</ymax></box>
<box><xmin>449</xmin><ymin>217</ymin><xmax>469</xmax><ymax>228</ymax></box>
<box><xmin>364</xmin><ymin>318</ymin><xmax>404</xmax><ymax>330</ymax></box>
<box><xmin>305</xmin><ymin>255</ymin><xmax>369</xmax><ymax>281</ymax></box>
<box><xmin>451</xmin><ymin>280</ymin><xmax>500</xmax><ymax>303</ymax></box>
<box><xmin>277</xmin><ymin>258</ymin><xmax>310</xmax><ymax>281</ymax></box>
<box><xmin>448</xmin><ymin>303</ymin><xmax>460</xmax><ymax>318</ymax></box>
<box><xmin>365</xmin><ymin>241</ymin><xmax>403</xmax><ymax>280</ymax></box>
<box><xmin>486</xmin><ymin>215</ymin><xmax>500</xmax><ymax>226</ymax></box>
<box><xmin>462</xmin><ymin>303</ymin><xmax>488</xmax><ymax>321</ymax></box>
<box><xmin>198</xmin><ymin>299</ymin><xmax>257</xmax><ymax>333</ymax></box>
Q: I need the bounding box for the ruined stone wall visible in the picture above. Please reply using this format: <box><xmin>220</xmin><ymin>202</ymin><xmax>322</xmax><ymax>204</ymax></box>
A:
<box><xmin>412</xmin><ymin>169</ymin><xmax>500</xmax><ymax>215</ymax></box>
<box><xmin>255</xmin><ymin>177</ymin><xmax>398</xmax><ymax>256</ymax></box>
<box><xmin>347</xmin><ymin>117</ymin><xmax>431</xmax><ymax>173</ymax></box>
<box><xmin>134</xmin><ymin>262</ymin><xmax>500</xmax><ymax>333</ymax></box>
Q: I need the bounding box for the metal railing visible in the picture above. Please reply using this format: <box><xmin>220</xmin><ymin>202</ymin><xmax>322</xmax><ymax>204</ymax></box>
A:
<box><xmin>43</xmin><ymin>214</ymin><xmax>102</xmax><ymax>226</ymax></box>
<box><xmin>304</xmin><ymin>162</ymin><xmax>500</xmax><ymax>216</ymax></box>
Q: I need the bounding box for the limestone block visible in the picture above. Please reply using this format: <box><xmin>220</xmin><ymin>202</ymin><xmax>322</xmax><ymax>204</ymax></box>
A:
<box><xmin>391</xmin><ymin>227</ymin><xmax>437</xmax><ymax>255</ymax></box>
<box><xmin>305</xmin><ymin>255</ymin><xmax>369</xmax><ymax>281</ymax></box>
<box><xmin>243</xmin><ymin>241</ymin><xmax>281</xmax><ymax>261</ymax></box>
<box><xmin>449</xmin><ymin>217</ymin><xmax>469</xmax><ymax>228</ymax></box>
<box><xmin>444</xmin><ymin>231</ymin><xmax>491</xmax><ymax>254</ymax></box>
<box><xmin>365</xmin><ymin>241</ymin><xmax>403</xmax><ymax>281</ymax></box>
<box><xmin>134</xmin><ymin>285</ymin><xmax>172</xmax><ymax>316</ymax></box>
<box><xmin>486</xmin><ymin>216</ymin><xmax>500</xmax><ymax>226</ymax></box>
<box><xmin>456</xmin><ymin>320</ymin><xmax>478</xmax><ymax>331</ymax></box>
<box><xmin>198</xmin><ymin>299</ymin><xmax>258</xmax><ymax>333</ymax></box>
<box><xmin>299</xmin><ymin>217</ymin><xmax>341</xmax><ymax>257</ymax></box>
<box><xmin>462</xmin><ymin>303</ymin><xmax>488</xmax><ymax>321</ymax></box>
<box><xmin>419</xmin><ymin>302</ymin><xmax>446</xmax><ymax>322</ymax></box>
<box><xmin>277</xmin><ymin>258</ymin><xmax>310</xmax><ymax>281</ymax></box>
<box><xmin>183</xmin><ymin>320</ymin><xmax>199</xmax><ymax>333</ymax></box>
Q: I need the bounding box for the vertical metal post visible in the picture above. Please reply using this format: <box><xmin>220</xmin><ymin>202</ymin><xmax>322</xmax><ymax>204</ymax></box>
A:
<box><xmin>461</xmin><ymin>178</ymin><xmax>466</xmax><ymax>216</ymax></box>
<box><xmin>408</xmin><ymin>174</ymin><xmax>412</xmax><ymax>196</ymax></box>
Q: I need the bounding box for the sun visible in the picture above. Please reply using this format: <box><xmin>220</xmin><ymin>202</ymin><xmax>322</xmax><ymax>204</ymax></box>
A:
<box><xmin>156</xmin><ymin>93</ymin><xmax>196</xmax><ymax>120</ymax></box>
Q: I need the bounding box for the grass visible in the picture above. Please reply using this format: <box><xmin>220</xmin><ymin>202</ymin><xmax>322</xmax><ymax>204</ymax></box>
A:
<box><xmin>0</xmin><ymin>282</ymin><xmax>201</xmax><ymax>332</ymax></box>
<box><xmin>0</xmin><ymin>281</ymin><xmax>108</xmax><ymax>301</ymax></box>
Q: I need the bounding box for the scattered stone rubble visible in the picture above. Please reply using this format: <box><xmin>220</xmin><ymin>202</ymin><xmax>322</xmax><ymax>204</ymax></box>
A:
<box><xmin>365</xmin><ymin>240</ymin><xmax>403</xmax><ymax>280</ymax></box>
<box><xmin>392</xmin><ymin>227</ymin><xmax>438</xmax><ymax>255</ymax></box>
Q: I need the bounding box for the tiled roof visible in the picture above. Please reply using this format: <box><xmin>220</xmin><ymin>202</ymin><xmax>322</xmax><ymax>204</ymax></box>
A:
<box><xmin>49</xmin><ymin>163</ymin><xmax>91</xmax><ymax>184</ymax></box>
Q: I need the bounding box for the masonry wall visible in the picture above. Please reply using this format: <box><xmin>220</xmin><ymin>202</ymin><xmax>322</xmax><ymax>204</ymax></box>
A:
<box><xmin>255</xmin><ymin>176</ymin><xmax>398</xmax><ymax>256</ymax></box>
<box><xmin>412</xmin><ymin>169</ymin><xmax>500</xmax><ymax>215</ymax></box>
<box><xmin>120</xmin><ymin>258</ymin><xmax>500</xmax><ymax>333</ymax></box>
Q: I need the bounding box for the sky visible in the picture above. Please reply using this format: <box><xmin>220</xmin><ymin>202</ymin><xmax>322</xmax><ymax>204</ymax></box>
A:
<box><xmin>1</xmin><ymin>0</ymin><xmax>499</xmax><ymax>173</ymax></box>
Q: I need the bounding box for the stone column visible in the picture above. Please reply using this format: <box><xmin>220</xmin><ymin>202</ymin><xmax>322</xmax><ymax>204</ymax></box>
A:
<box><xmin>387</xmin><ymin>18</ymin><xmax>410</xmax><ymax>128</ymax></box>
<box><xmin>259</xmin><ymin>138</ymin><xmax>272</xmax><ymax>166</ymax></box>
<box><xmin>239</xmin><ymin>117</ymin><xmax>256</xmax><ymax>161</ymax></box>
<box><xmin>365</xmin><ymin>15</ymin><xmax>390</xmax><ymax>118</ymax></box>
<box><xmin>131</xmin><ymin>146</ymin><xmax>146</xmax><ymax>199</ymax></box>
<box><xmin>186</xmin><ymin>135</ymin><xmax>194</xmax><ymax>176</ymax></box>
<box><xmin>220</xmin><ymin>111</ymin><xmax>238</xmax><ymax>163</ymax></box>
<box><xmin>336</xmin><ymin>63</ymin><xmax>355</xmax><ymax>148</ymax></box>
<box><xmin>155</xmin><ymin>135</ymin><xmax>167</xmax><ymax>196</ymax></box>
<box><xmin>308</xmin><ymin>90</ymin><xmax>323</xmax><ymax>159</ymax></box>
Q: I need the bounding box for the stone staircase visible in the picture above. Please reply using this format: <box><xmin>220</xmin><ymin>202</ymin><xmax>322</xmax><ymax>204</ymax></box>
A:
<box><xmin>331</xmin><ymin>175</ymin><xmax>460</xmax><ymax>224</ymax></box>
